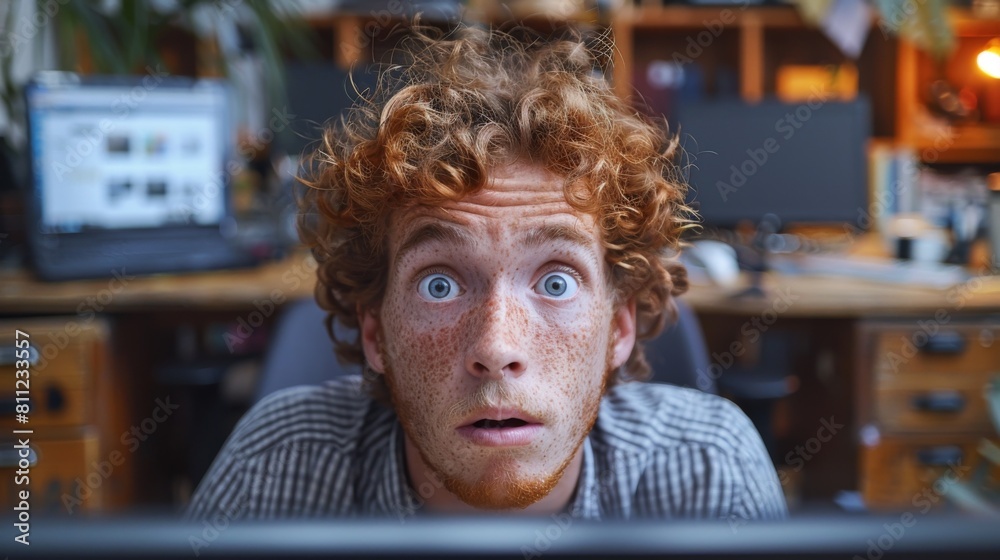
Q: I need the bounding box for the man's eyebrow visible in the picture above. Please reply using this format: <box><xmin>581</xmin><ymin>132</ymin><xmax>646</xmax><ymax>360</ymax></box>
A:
<box><xmin>519</xmin><ymin>224</ymin><xmax>596</xmax><ymax>253</ymax></box>
<box><xmin>395</xmin><ymin>221</ymin><xmax>475</xmax><ymax>263</ymax></box>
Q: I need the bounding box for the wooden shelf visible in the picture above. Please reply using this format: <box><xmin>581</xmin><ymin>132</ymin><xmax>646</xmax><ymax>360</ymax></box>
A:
<box><xmin>896</xmin><ymin>8</ymin><xmax>1000</xmax><ymax>163</ymax></box>
<box><xmin>611</xmin><ymin>4</ymin><xmax>883</xmax><ymax>106</ymax></box>
<box><xmin>612</xmin><ymin>4</ymin><xmax>804</xmax><ymax>102</ymax></box>
<box><xmin>625</xmin><ymin>5</ymin><xmax>805</xmax><ymax>29</ymax></box>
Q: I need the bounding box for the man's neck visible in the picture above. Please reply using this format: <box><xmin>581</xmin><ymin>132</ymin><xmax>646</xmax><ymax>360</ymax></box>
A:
<box><xmin>402</xmin><ymin>436</ymin><xmax>584</xmax><ymax>515</ymax></box>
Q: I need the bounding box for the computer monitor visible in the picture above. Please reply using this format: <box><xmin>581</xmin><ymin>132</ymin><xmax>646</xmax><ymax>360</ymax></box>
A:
<box><xmin>674</xmin><ymin>98</ymin><xmax>871</xmax><ymax>229</ymax></box>
<box><xmin>23</xmin><ymin>72</ymin><xmax>260</xmax><ymax>280</ymax></box>
<box><xmin>26</xmin><ymin>73</ymin><xmax>229</xmax><ymax>233</ymax></box>
<box><xmin>5</xmin><ymin>514</ymin><xmax>1000</xmax><ymax>559</ymax></box>
<box><xmin>279</xmin><ymin>62</ymin><xmax>379</xmax><ymax>159</ymax></box>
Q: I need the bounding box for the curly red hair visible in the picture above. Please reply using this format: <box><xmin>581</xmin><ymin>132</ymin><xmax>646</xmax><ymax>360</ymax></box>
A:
<box><xmin>298</xmin><ymin>25</ymin><xmax>695</xmax><ymax>402</ymax></box>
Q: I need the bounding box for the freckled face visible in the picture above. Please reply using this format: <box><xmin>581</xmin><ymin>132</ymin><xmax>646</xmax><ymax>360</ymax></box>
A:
<box><xmin>362</xmin><ymin>164</ymin><xmax>635</xmax><ymax>510</ymax></box>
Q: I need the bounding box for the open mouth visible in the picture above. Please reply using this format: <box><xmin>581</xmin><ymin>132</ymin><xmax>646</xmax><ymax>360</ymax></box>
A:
<box><xmin>458</xmin><ymin>413</ymin><xmax>542</xmax><ymax>446</ymax></box>
<box><xmin>472</xmin><ymin>418</ymin><xmax>529</xmax><ymax>429</ymax></box>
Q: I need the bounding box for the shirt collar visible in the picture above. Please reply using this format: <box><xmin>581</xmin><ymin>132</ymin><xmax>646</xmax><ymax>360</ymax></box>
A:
<box><xmin>369</xmin><ymin>410</ymin><xmax>423</xmax><ymax>521</ymax></box>
<box><xmin>567</xmin><ymin>435</ymin><xmax>602</xmax><ymax>520</ymax></box>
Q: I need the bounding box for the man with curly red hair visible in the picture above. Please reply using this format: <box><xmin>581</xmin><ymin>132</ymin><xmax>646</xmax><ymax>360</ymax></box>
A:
<box><xmin>187</xmin><ymin>26</ymin><xmax>785</xmax><ymax>522</ymax></box>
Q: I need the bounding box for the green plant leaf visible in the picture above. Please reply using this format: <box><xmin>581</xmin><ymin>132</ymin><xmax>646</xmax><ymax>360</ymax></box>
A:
<box><xmin>987</xmin><ymin>375</ymin><xmax>1000</xmax><ymax>435</ymax></box>
<box><xmin>872</xmin><ymin>0</ymin><xmax>954</xmax><ymax>60</ymax></box>
<box><xmin>63</xmin><ymin>0</ymin><xmax>128</xmax><ymax>74</ymax></box>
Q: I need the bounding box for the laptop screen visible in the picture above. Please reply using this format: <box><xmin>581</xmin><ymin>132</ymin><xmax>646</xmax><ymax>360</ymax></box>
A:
<box><xmin>26</xmin><ymin>75</ymin><xmax>230</xmax><ymax>234</ymax></box>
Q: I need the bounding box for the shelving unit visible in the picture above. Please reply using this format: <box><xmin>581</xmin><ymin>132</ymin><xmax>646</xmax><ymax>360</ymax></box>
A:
<box><xmin>609</xmin><ymin>3</ymin><xmax>899</xmax><ymax>138</ymax></box>
<box><xmin>612</xmin><ymin>3</ymin><xmax>1000</xmax><ymax>164</ymax></box>
<box><xmin>612</xmin><ymin>4</ymin><xmax>808</xmax><ymax>102</ymax></box>
<box><xmin>896</xmin><ymin>8</ymin><xmax>1000</xmax><ymax>164</ymax></box>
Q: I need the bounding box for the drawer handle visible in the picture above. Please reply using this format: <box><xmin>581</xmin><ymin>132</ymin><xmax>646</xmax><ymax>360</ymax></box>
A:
<box><xmin>919</xmin><ymin>332</ymin><xmax>966</xmax><ymax>354</ymax></box>
<box><xmin>0</xmin><ymin>446</ymin><xmax>38</xmax><ymax>468</ymax></box>
<box><xmin>916</xmin><ymin>446</ymin><xmax>963</xmax><ymax>466</ymax></box>
<box><xmin>0</xmin><ymin>346</ymin><xmax>40</xmax><ymax>367</ymax></box>
<box><xmin>0</xmin><ymin>398</ymin><xmax>33</xmax><ymax>415</ymax></box>
<box><xmin>911</xmin><ymin>391</ymin><xmax>966</xmax><ymax>413</ymax></box>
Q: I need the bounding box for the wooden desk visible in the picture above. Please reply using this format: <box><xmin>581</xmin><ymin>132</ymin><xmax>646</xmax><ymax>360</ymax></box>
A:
<box><xmin>684</xmin><ymin>273</ymin><xmax>1000</xmax><ymax>317</ymax></box>
<box><xmin>0</xmin><ymin>255</ymin><xmax>317</xmax><ymax>314</ymax></box>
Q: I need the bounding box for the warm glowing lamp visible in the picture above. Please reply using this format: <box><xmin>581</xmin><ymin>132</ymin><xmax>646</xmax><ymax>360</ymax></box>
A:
<box><xmin>979</xmin><ymin>39</ymin><xmax>1000</xmax><ymax>79</ymax></box>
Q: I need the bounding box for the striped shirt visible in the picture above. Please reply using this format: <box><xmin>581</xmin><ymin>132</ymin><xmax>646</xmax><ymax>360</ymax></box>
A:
<box><xmin>185</xmin><ymin>376</ymin><xmax>786</xmax><ymax>522</ymax></box>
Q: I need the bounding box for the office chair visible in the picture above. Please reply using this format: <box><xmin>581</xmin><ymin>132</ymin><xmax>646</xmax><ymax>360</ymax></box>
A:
<box><xmin>253</xmin><ymin>298</ymin><xmax>361</xmax><ymax>403</ymax></box>
<box><xmin>644</xmin><ymin>299</ymin><xmax>716</xmax><ymax>394</ymax></box>
<box><xmin>713</xmin><ymin>335</ymin><xmax>799</xmax><ymax>462</ymax></box>
<box><xmin>254</xmin><ymin>297</ymin><xmax>717</xmax><ymax>404</ymax></box>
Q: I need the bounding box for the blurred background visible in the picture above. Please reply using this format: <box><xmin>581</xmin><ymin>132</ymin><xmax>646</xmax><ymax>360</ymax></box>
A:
<box><xmin>0</xmin><ymin>0</ymin><xmax>999</xmax><ymax>522</ymax></box>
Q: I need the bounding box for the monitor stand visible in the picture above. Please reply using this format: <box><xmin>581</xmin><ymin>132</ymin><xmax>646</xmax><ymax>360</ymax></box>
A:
<box><xmin>728</xmin><ymin>213</ymin><xmax>781</xmax><ymax>300</ymax></box>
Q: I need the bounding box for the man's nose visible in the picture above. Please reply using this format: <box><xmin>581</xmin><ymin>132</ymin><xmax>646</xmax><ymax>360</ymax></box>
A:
<box><xmin>464</xmin><ymin>290</ymin><xmax>529</xmax><ymax>380</ymax></box>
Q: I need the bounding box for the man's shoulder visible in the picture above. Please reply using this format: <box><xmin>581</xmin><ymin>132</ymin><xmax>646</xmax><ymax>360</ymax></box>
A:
<box><xmin>595</xmin><ymin>381</ymin><xmax>757</xmax><ymax>457</ymax></box>
<box><xmin>227</xmin><ymin>375</ymin><xmax>382</xmax><ymax>458</ymax></box>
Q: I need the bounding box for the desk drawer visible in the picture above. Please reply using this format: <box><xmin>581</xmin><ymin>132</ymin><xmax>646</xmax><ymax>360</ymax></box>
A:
<box><xmin>861</xmin><ymin>435</ymin><xmax>985</xmax><ymax>510</ymax></box>
<box><xmin>0</xmin><ymin>320</ymin><xmax>104</xmax><ymax>429</ymax></box>
<box><xmin>0</xmin><ymin>383</ymin><xmax>90</xmax><ymax>429</ymax></box>
<box><xmin>872</xmin><ymin>327</ymin><xmax>1000</xmax><ymax>377</ymax></box>
<box><xmin>875</xmin><ymin>375</ymin><xmax>998</xmax><ymax>434</ymax></box>
<box><xmin>0</xmin><ymin>433</ymin><xmax>101</xmax><ymax>515</ymax></box>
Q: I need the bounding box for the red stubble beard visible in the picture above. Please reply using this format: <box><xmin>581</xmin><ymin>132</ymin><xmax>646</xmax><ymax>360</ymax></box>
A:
<box><xmin>380</xmin><ymin>334</ymin><xmax>618</xmax><ymax>511</ymax></box>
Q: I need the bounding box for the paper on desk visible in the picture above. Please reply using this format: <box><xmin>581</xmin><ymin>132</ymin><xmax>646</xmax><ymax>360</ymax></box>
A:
<box><xmin>771</xmin><ymin>254</ymin><xmax>970</xmax><ymax>289</ymax></box>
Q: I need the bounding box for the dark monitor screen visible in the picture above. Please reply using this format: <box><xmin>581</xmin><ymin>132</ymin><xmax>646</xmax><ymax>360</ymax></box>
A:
<box><xmin>675</xmin><ymin>98</ymin><xmax>870</xmax><ymax>228</ymax></box>
<box><xmin>280</xmin><ymin>62</ymin><xmax>378</xmax><ymax>159</ymax></box>
<box><xmin>6</xmin><ymin>515</ymin><xmax>1000</xmax><ymax>559</ymax></box>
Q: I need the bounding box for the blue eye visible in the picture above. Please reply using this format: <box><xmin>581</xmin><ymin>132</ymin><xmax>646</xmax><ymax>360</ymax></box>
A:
<box><xmin>535</xmin><ymin>271</ymin><xmax>578</xmax><ymax>299</ymax></box>
<box><xmin>418</xmin><ymin>273</ymin><xmax>459</xmax><ymax>301</ymax></box>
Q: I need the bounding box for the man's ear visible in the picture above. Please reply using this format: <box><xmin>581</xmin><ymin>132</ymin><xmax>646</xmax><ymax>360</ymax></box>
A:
<box><xmin>359</xmin><ymin>305</ymin><xmax>385</xmax><ymax>373</ymax></box>
<box><xmin>610</xmin><ymin>298</ymin><xmax>637</xmax><ymax>370</ymax></box>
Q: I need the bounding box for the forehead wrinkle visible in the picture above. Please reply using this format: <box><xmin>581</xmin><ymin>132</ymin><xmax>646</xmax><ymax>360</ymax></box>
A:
<box><xmin>394</xmin><ymin>220</ymin><xmax>477</xmax><ymax>266</ymax></box>
<box><xmin>520</xmin><ymin>223</ymin><xmax>596</xmax><ymax>252</ymax></box>
<box><xmin>518</xmin><ymin>221</ymin><xmax>604</xmax><ymax>270</ymax></box>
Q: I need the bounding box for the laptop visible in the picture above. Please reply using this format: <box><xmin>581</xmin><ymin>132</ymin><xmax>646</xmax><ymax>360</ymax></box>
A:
<box><xmin>24</xmin><ymin>71</ymin><xmax>261</xmax><ymax>281</ymax></box>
